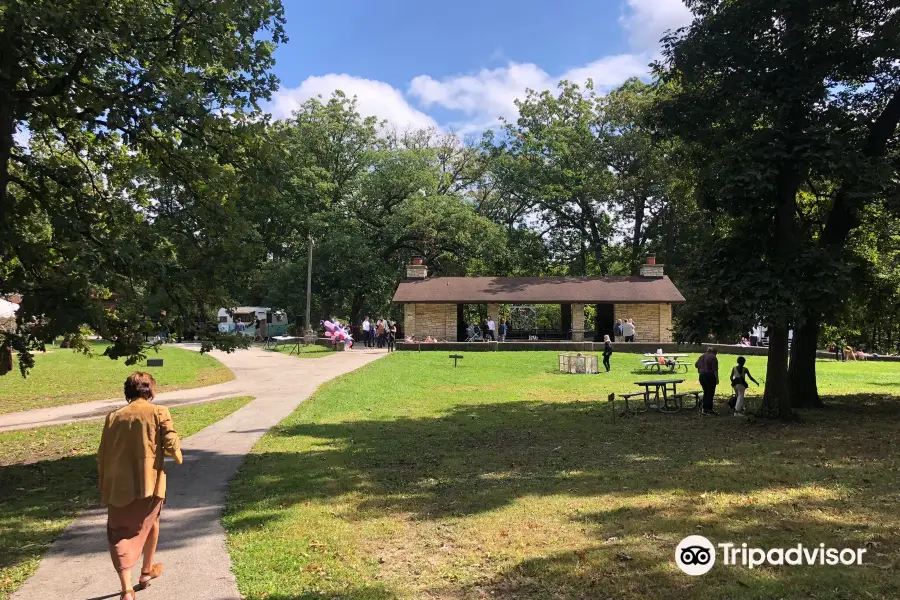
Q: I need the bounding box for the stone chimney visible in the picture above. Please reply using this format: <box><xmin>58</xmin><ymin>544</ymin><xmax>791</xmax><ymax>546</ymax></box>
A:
<box><xmin>406</xmin><ymin>258</ymin><xmax>428</xmax><ymax>279</ymax></box>
<box><xmin>639</xmin><ymin>256</ymin><xmax>664</xmax><ymax>278</ymax></box>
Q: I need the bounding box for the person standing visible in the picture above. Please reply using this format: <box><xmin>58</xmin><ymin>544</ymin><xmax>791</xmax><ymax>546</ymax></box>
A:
<box><xmin>729</xmin><ymin>356</ymin><xmax>759</xmax><ymax>416</ymax></box>
<box><xmin>615</xmin><ymin>319</ymin><xmax>624</xmax><ymax>342</ymax></box>
<box><xmin>481</xmin><ymin>318</ymin><xmax>489</xmax><ymax>342</ymax></box>
<box><xmin>362</xmin><ymin>317</ymin><xmax>371</xmax><ymax>348</ymax></box>
<box><xmin>622</xmin><ymin>319</ymin><xmax>636</xmax><ymax>342</ymax></box>
<box><xmin>695</xmin><ymin>347</ymin><xmax>719</xmax><ymax>415</ymax></box>
<box><xmin>388</xmin><ymin>320</ymin><xmax>397</xmax><ymax>352</ymax></box>
<box><xmin>602</xmin><ymin>334</ymin><xmax>613</xmax><ymax>373</ymax></box>
<box><xmin>98</xmin><ymin>373</ymin><xmax>183</xmax><ymax>600</ymax></box>
<box><xmin>258</xmin><ymin>316</ymin><xmax>268</xmax><ymax>342</ymax></box>
<box><xmin>487</xmin><ymin>316</ymin><xmax>496</xmax><ymax>341</ymax></box>
<box><xmin>499</xmin><ymin>318</ymin><xmax>507</xmax><ymax>342</ymax></box>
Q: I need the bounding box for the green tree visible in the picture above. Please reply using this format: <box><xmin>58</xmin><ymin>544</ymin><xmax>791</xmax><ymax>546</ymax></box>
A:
<box><xmin>0</xmin><ymin>0</ymin><xmax>287</xmax><ymax>373</ymax></box>
<box><xmin>491</xmin><ymin>79</ymin><xmax>678</xmax><ymax>276</ymax></box>
<box><xmin>658</xmin><ymin>0</ymin><xmax>900</xmax><ymax>416</ymax></box>
<box><xmin>246</xmin><ymin>94</ymin><xmax>519</xmax><ymax>326</ymax></box>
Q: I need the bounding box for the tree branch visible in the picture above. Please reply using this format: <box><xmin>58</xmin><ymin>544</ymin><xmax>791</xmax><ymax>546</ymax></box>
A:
<box><xmin>18</xmin><ymin>49</ymin><xmax>91</xmax><ymax>99</ymax></box>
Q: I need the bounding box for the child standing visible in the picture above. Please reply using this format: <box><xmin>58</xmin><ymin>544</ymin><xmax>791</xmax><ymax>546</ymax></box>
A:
<box><xmin>730</xmin><ymin>356</ymin><xmax>759</xmax><ymax>416</ymax></box>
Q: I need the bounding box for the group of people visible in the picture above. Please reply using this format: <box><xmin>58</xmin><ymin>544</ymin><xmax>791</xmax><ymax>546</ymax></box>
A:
<box><xmin>361</xmin><ymin>316</ymin><xmax>396</xmax><ymax>351</ymax></box>
<box><xmin>830</xmin><ymin>339</ymin><xmax>870</xmax><ymax>361</ymax></box>
<box><xmin>467</xmin><ymin>317</ymin><xmax>508</xmax><ymax>342</ymax></box>
<box><xmin>615</xmin><ymin>318</ymin><xmax>637</xmax><ymax>342</ymax></box>
<box><xmin>694</xmin><ymin>347</ymin><xmax>760</xmax><ymax>417</ymax></box>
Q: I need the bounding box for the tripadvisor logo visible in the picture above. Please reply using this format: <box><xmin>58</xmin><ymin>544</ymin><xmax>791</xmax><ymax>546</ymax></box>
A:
<box><xmin>675</xmin><ymin>536</ymin><xmax>867</xmax><ymax>576</ymax></box>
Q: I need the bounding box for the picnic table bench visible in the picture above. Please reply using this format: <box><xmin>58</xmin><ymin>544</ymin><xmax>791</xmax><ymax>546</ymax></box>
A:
<box><xmin>639</xmin><ymin>359</ymin><xmax>690</xmax><ymax>374</ymax></box>
<box><xmin>266</xmin><ymin>335</ymin><xmax>302</xmax><ymax>355</ymax></box>
<box><xmin>619</xmin><ymin>378</ymin><xmax>686</xmax><ymax>414</ymax></box>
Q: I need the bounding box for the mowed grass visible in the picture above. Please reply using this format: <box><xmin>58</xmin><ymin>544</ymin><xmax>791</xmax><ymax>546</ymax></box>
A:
<box><xmin>224</xmin><ymin>352</ymin><xmax>900</xmax><ymax>600</ymax></box>
<box><xmin>266</xmin><ymin>343</ymin><xmax>334</xmax><ymax>358</ymax></box>
<box><xmin>0</xmin><ymin>342</ymin><xmax>233</xmax><ymax>414</ymax></box>
<box><xmin>0</xmin><ymin>395</ymin><xmax>254</xmax><ymax>600</ymax></box>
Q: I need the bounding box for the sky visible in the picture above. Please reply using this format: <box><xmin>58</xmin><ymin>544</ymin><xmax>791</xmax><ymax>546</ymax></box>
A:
<box><xmin>266</xmin><ymin>0</ymin><xmax>694</xmax><ymax>133</ymax></box>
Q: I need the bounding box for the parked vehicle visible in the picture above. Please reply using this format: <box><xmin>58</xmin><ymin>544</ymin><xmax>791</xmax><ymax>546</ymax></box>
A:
<box><xmin>217</xmin><ymin>307</ymin><xmax>288</xmax><ymax>337</ymax></box>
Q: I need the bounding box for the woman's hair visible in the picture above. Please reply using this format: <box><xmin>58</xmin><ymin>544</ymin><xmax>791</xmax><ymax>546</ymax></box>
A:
<box><xmin>124</xmin><ymin>372</ymin><xmax>157</xmax><ymax>401</ymax></box>
<box><xmin>736</xmin><ymin>356</ymin><xmax>746</xmax><ymax>365</ymax></box>
<box><xmin>604</xmin><ymin>334</ymin><xmax>611</xmax><ymax>342</ymax></box>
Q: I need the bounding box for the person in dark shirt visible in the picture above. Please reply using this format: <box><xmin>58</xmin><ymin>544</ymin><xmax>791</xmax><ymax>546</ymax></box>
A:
<box><xmin>695</xmin><ymin>347</ymin><xmax>719</xmax><ymax>415</ymax></box>
<box><xmin>602</xmin><ymin>335</ymin><xmax>613</xmax><ymax>373</ymax></box>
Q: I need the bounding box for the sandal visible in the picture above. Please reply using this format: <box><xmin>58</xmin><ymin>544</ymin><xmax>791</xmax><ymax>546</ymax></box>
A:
<box><xmin>137</xmin><ymin>563</ymin><xmax>163</xmax><ymax>589</ymax></box>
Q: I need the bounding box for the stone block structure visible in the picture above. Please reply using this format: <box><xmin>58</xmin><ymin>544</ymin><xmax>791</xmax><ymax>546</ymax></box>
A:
<box><xmin>613</xmin><ymin>303</ymin><xmax>673</xmax><ymax>343</ymax></box>
<box><xmin>394</xmin><ymin>258</ymin><xmax>684</xmax><ymax>343</ymax></box>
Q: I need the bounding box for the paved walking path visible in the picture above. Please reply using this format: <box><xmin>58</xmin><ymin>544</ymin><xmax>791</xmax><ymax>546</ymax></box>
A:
<box><xmin>1</xmin><ymin>343</ymin><xmax>286</xmax><ymax>432</ymax></box>
<box><xmin>10</xmin><ymin>346</ymin><xmax>386</xmax><ymax>600</ymax></box>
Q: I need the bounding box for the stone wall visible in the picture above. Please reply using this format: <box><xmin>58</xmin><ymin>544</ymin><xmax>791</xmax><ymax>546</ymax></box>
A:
<box><xmin>613</xmin><ymin>303</ymin><xmax>673</xmax><ymax>343</ymax></box>
<box><xmin>403</xmin><ymin>303</ymin><xmax>457</xmax><ymax>340</ymax></box>
<box><xmin>572</xmin><ymin>303</ymin><xmax>585</xmax><ymax>342</ymax></box>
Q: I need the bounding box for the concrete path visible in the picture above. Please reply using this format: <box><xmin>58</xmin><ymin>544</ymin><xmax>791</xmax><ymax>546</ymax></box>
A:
<box><xmin>1</xmin><ymin>343</ymin><xmax>283</xmax><ymax>432</ymax></box>
<box><xmin>10</xmin><ymin>346</ymin><xmax>386</xmax><ymax>600</ymax></box>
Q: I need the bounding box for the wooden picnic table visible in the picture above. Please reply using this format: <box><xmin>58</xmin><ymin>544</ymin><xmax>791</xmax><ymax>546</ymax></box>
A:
<box><xmin>639</xmin><ymin>356</ymin><xmax>690</xmax><ymax>373</ymax></box>
<box><xmin>634</xmin><ymin>378</ymin><xmax>685</xmax><ymax>412</ymax></box>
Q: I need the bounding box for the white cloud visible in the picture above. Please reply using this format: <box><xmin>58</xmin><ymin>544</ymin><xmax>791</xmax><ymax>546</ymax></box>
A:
<box><xmin>269</xmin><ymin>74</ymin><xmax>438</xmax><ymax>130</ymax></box>
<box><xmin>265</xmin><ymin>1</ymin><xmax>693</xmax><ymax>134</ymax></box>
<box><xmin>620</xmin><ymin>0</ymin><xmax>693</xmax><ymax>50</ymax></box>
<box><xmin>408</xmin><ymin>54</ymin><xmax>651</xmax><ymax>130</ymax></box>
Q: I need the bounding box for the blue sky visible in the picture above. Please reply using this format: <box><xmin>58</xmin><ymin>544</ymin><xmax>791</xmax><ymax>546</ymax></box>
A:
<box><xmin>267</xmin><ymin>0</ymin><xmax>692</xmax><ymax>132</ymax></box>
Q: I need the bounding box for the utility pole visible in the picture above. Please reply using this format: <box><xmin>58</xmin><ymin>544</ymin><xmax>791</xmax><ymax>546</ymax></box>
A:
<box><xmin>304</xmin><ymin>236</ymin><xmax>315</xmax><ymax>338</ymax></box>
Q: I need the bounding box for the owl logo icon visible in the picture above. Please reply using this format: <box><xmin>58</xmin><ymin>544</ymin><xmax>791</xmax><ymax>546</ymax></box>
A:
<box><xmin>676</xmin><ymin>535</ymin><xmax>716</xmax><ymax>575</ymax></box>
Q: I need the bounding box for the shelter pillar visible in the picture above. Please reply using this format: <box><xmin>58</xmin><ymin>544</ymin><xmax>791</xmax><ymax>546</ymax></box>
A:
<box><xmin>572</xmin><ymin>303</ymin><xmax>585</xmax><ymax>342</ymax></box>
<box><xmin>404</xmin><ymin>303</ymin><xmax>416</xmax><ymax>339</ymax></box>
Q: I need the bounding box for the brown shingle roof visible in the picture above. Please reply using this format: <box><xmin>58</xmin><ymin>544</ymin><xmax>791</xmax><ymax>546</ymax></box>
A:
<box><xmin>393</xmin><ymin>276</ymin><xmax>685</xmax><ymax>304</ymax></box>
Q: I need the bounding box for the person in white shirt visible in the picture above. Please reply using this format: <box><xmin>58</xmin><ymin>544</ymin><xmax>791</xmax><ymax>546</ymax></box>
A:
<box><xmin>622</xmin><ymin>319</ymin><xmax>636</xmax><ymax>342</ymax></box>
<box><xmin>362</xmin><ymin>316</ymin><xmax>371</xmax><ymax>348</ymax></box>
<box><xmin>487</xmin><ymin>317</ymin><xmax>496</xmax><ymax>341</ymax></box>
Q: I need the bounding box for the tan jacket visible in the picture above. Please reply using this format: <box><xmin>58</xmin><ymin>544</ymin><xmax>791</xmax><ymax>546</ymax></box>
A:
<box><xmin>97</xmin><ymin>399</ymin><xmax>181</xmax><ymax>507</ymax></box>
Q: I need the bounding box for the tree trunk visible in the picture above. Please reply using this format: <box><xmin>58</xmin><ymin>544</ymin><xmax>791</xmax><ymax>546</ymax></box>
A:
<box><xmin>788</xmin><ymin>315</ymin><xmax>823</xmax><ymax>408</ymax></box>
<box><xmin>630</xmin><ymin>195</ymin><xmax>646</xmax><ymax>275</ymax></box>
<box><xmin>762</xmin><ymin>322</ymin><xmax>792</xmax><ymax>418</ymax></box>
<box><xmin>0</xmin><ymin>100</ymin><xmax>15</xmax><ymax>230</ymax></box>
<box><xmin>349</xmin><ymin>293</ymin><xmax>364</xmax><ymax>325</ymax></box>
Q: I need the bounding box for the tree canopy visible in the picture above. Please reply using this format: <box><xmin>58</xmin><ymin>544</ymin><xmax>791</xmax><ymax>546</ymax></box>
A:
<box><xmin>3</xmin><ymin>0</ymin><xmax>898</xmax><ymax>420</ymax></box>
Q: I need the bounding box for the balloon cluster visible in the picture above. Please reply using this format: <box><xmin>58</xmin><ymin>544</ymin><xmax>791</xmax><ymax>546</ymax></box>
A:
<box><xmin>321</xmin><ymin>319</ymin><xmax>353</xmax><ymax>347</ymax></box>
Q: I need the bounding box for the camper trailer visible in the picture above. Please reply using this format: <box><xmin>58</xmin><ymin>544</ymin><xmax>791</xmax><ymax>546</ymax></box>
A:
<box><xmin>218</xmin><ymin>307</ymin><xmax>288</xmax><ymax>338</ymax></box>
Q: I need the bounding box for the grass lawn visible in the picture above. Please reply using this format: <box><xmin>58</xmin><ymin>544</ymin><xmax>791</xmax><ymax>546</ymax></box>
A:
<box><xmin>0</xmin><ymin>395</ymin><xmax>254</xmax><ymax>600</ymax></box>
<box><xmin>266</xmin><ymin>343</ymin><xmax>334</xmax><ymax>358</ymax></box>
<box><xmin>224</xmin><ymin>352</ymin><xmax>900</xmax><ymax>600</ymax></box>
<box><xmin>0</xmin><ymin>342</ymin><xmax>233</xmax><ymax>414</ymax></box>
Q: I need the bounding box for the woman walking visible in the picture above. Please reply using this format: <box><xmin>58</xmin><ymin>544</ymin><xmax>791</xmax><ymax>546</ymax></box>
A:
<box><xmin>729</xmin><ymin>356</ymin><xmax>759</xmax><ymax>416</ymax></box>
<box><xmin>602</xmin><ymin>334</ymin><xmax>613</xmax><ymax>372</ymax></box>
<box><xmin>98</xmin><ymin>372</ymin><xmax>183</xmax><ymax>599</ymax></box>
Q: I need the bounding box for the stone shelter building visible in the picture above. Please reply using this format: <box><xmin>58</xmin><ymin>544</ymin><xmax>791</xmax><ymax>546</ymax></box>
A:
<box><xmin>392</xmin><ymin>259</ymin><xmax>685</xmax><ymax>342</ymax></box>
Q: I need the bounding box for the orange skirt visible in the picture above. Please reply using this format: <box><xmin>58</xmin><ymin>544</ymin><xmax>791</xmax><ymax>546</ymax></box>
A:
<box><xmin>107</xmin><ymin>496</ymin><xmax>163</xmax><ymax>571</ymax></box>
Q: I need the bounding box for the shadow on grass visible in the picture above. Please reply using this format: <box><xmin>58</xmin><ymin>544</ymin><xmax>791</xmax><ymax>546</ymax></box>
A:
<box><xmin>0</xmin><ymin>455</ymin><xmax>98</xmax><ymax>576</ymax></box>
<box><xmin>228</xmin><ymin>395</ymin><xmax>900</xmax><ymax>526</ymax></box>
<box><xmin>224</xmin><ymin>395</ymin><xmax>900</xmax><ymax>598</ymax></box>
